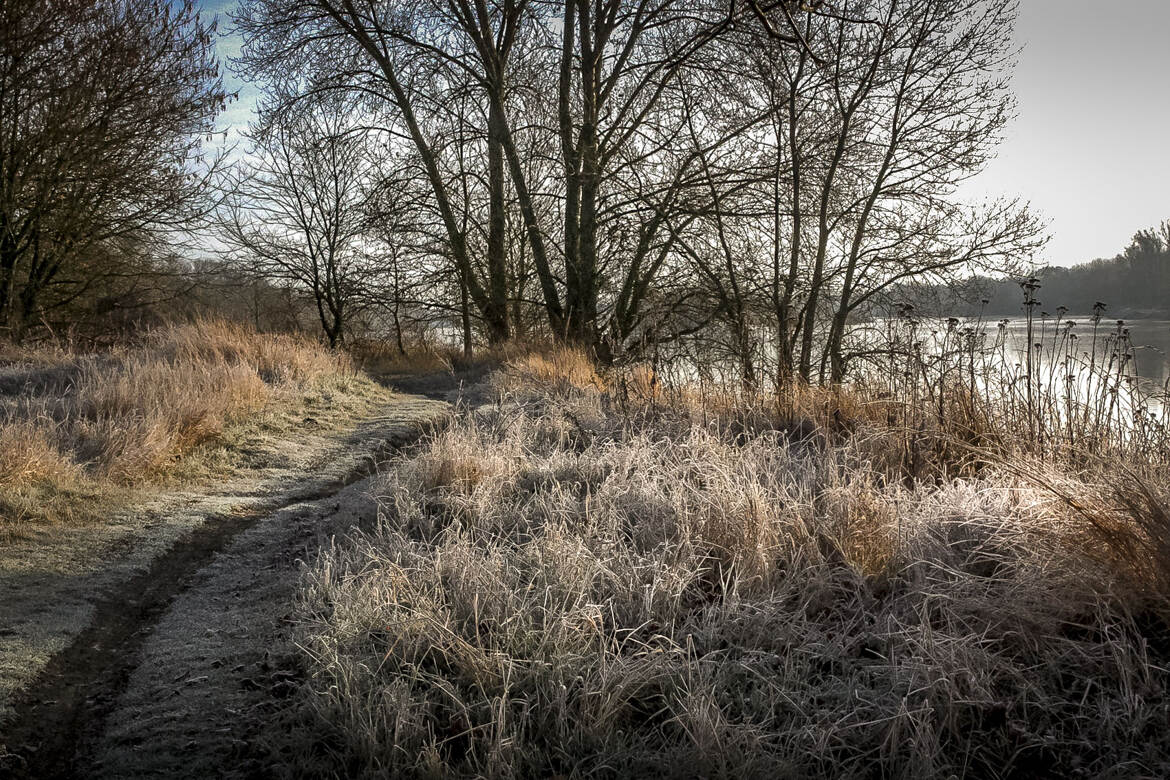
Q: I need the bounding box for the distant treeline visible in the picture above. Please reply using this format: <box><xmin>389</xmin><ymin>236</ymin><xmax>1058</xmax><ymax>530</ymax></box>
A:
<box><xmin>948</xmin><ymin>221</ymin><xmax>1170</xmax><ymax>318</ymax></box>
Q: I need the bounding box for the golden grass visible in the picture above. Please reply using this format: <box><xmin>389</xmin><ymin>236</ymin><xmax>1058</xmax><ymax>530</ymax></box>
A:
<box><xmin>0</xmin><ymin>419</ymin><xmax>75</xmax><ymax>485</ymax></box>
<box><xmin>346</xmin><ymin>337</ymin><xmax>456</xmax><ymax>377</ymax></box>
<box><xmin>0</xmin><ymin>320</ymin><xmax>364</xmax><ymax>530</ymax></box>
<box><xmin>492</xmin><ymin>344</ymin><xmax>608</xmax><ymax>396</ymax></box>
<box><xmin>348</xmin><ymin>336</ymin><xmax>598</xmax><ymax>385</ymax></box>
<box><xmin>276</xmin><ymin>365</ymin><xmax>1170</xmax><ymax>779</ymax></box>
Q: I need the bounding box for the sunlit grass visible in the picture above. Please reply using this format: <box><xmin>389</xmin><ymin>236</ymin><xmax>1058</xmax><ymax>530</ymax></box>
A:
<box><xmin>279</xmin><ymin>347</ymin><xmax>1170</xmax><ymax>778</ymax></box>
<box><xmin>0</xmin><ymin>320</ymin><xmax>372</xmax><ymax>533</ymax></box>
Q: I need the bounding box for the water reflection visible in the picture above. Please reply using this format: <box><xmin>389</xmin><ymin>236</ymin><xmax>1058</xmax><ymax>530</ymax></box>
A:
<box><xmin>993</xmin><ymin>317</ymin><xmax>1170</xmax><ymax>387</ymax></box>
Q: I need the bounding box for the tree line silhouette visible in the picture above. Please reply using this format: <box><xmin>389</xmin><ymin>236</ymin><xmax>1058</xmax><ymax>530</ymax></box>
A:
<box><xmin>948</xmin><ymin>222</ymin><xmax>1170</xmax><ymax>318</ymax></box>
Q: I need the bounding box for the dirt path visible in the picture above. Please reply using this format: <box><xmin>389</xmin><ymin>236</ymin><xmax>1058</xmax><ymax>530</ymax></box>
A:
<box><xmin>0</xmin><ymin>390</ymin><xmax>448</xmax><ymax>778</ymax></box>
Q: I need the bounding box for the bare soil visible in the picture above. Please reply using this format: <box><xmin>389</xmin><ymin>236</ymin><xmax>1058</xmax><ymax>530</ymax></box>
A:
<box><xmin>0</xmin><ymin>382</ymin><xmax>450</xmax><ymax>778</ymax></box>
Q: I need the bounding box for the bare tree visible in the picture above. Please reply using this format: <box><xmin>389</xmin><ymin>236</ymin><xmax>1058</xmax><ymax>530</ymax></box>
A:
<box><xmin>0</xmin><ymin>0</ymin><xmax>226</xmax><ymax>338</ymax></box>
<box><xmin>221</xmin><ymin>95</ymin><xmax>372</xmax><ymax>347</ymax></box>
<box><xmin>235</xmin><ymin>0</ymin><xmax>532</xmax><ymax>343</ymax></box>
<box><xmin>719</xmin><ymin>0</ymin><xmax>1042</xmax><ymax>383</ymax></box>
<box><xmin>363</xmin><ymin>166</ymin><xmax>435</xmax><ymax>355</ymax></box>
<box><xmin>227</xmin><ymin>0</ymin><xmax>1040</xmax><ymax>381</ymax></box>
<box><xmin>818</xmin><ymin>0</ymin><xmax>1043</xmax><ymax>382</ymax></box>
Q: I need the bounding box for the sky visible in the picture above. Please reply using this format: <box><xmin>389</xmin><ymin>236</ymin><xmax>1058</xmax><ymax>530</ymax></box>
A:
<box><xmin>962</xmin><ymin>0</ymin><xmax>1170</xmax><ymax>266</ymax></box>
<box><xmin>204</xmin><ymin>0</ymin><xmax>253</xmax><ymax>144</ymax></box>
<box><xmin>202</xmin><ymin>0</ymin><xmax>1170</xmax><ymax>268</ymax></box>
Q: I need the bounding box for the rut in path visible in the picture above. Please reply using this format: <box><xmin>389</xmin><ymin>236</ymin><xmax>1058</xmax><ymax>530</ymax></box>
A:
<box><xmin>0</xmin><ymin>416</ymin><xmax>441</xmax><ymax>780</ymax></box>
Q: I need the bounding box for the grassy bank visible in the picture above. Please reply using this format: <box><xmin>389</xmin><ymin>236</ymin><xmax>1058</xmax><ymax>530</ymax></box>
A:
<box><xmin>281</xmin><ymin>348</ymin><xmax>1170</xmax><ymax>779</ymax></box>
<box><xmin>0</xmin><ymin>320</ymin><xmax>387</xmax><ymax>534</ymax></box>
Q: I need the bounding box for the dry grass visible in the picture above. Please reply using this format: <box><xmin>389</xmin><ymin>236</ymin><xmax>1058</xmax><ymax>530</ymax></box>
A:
<box><xmin>349</xmin><ymin>338</ymin><xmax>456</xmax><ymax>377</ymax></box>
<box><xmin>492</xmin><ymin>345</ymin><xmax>608</xmax><ymax>397</ymax></box>
<box><xmin>278</xmin><ymin>348</ymin><xmax>1170</xmax><ymax>779</ymax></box>
<box><xmin>0</xmin><ymin>320</ymin><xmax>365</xmax><ymax>530</ymax></box>
<box><xmin>349</xmin><ymin>337</ymin><xmax>598</xmax><ymax>390</ymax></box>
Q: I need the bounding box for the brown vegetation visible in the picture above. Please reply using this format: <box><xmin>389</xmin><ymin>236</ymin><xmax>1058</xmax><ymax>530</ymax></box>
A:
<box><xmin>0</xmin><ymin>320</ymin><xmax>364</xmax><ymax>531</ymax></box>
<box><xmin>275</xmin><ymin>349</ymin><xmax>1170</xmax><ymax>779</ymax></box>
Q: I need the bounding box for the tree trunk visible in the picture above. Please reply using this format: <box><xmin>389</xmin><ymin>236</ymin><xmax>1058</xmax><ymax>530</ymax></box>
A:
<box><xmin>485</xmin><ymin>97</ymin><xmax>511</xmax><ymax>343</ymax></box>
<box><xmin>0</xmin><ymin>243</ymin><xmax>16</xmax><ymax>333</ymax></box>
<box><xmin>495</xmin><ymin>98</ymin><xmax>565</xmax><ymax>336</ymax></box>
<box><xmin>459</xmin><ymin>262</ymin><xmax>473</xmax><ymax>359</ymax></box>
<box><xmin>777</xmin><ymin>48</ymin><xmax>808</xmax><ymax>386</ymax></box>
<box><xmin>573</xmin><ymin>161</ymin><xmax>600</xmax><ymax>347</ymax></box>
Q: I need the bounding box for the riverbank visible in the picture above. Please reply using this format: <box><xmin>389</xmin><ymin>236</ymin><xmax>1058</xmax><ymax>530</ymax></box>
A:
<box><xmin>5</xmin><ymin>342</ymin><xmax>1167</xmax><ymax>778</ymax></box>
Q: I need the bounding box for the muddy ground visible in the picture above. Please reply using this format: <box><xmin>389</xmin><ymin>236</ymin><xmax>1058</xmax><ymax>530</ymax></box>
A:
<box><xmin>0</xmin><ymin>375</ymin><xmax>459</xmax><ymax>778</ymax></box>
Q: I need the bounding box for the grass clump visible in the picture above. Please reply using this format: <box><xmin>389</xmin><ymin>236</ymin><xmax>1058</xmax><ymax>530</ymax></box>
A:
<box><xmin>0</xmin><ymin>320</ymin><xmax>368</xmax><ymax>531</ymax></box>
<box><xmin>348</xmin><ymin>337</ymin><xmax>456</xmax><ymax>377</ymax></box>
<box><xmin>492</xmin><ymin>345</ymin><xmax>608</xmax><ymax>397</ymax></box>
<box><xmin>282</xmin><ymin>357</ymin><xmax>1170</xmax><ymax>779</ymax></box>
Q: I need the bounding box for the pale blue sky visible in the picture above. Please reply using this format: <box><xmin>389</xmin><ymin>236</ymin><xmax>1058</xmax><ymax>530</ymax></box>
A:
<box><xmin>202</xmin><ymin>0</ymin><xmax>1170</xmax><ymax>267</ymax></box>
<box><xmin>203</xmin><ymin>0</ymin><xmax>253</xmax><ymax>144</ymax></box>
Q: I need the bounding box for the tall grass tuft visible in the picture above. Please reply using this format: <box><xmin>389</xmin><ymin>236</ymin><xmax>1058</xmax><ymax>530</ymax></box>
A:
<box><xmin>0</xmin><ymin>320</ymin><xmax>356</xmax><ymax>526</ymax></box>
<box><xmin>850</xmin><ymin>300</ymin><xmax>1170</xmax><ymax>464</ymax></box>
<box><xmin>282</xmin><ymin>358</ymin><xmax>1170</xmax><ymax>779</ymax></box>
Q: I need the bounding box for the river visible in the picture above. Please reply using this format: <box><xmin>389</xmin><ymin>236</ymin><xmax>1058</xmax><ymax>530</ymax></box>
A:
<box><xmin>991</xmin><ymin>316</ymin><xmax>1170</xmax><ymax>387</ymax></box>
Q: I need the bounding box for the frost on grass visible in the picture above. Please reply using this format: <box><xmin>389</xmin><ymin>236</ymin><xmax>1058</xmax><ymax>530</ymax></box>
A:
<box><xmin>0</xmin><ymin>320</ymin><xmax>365</xmax><ymax>528</ymax></box>
<box><xmin>287</xmin><ymin>374</ymin><xmax>1170</xmax><ymax>779</ymax></box>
